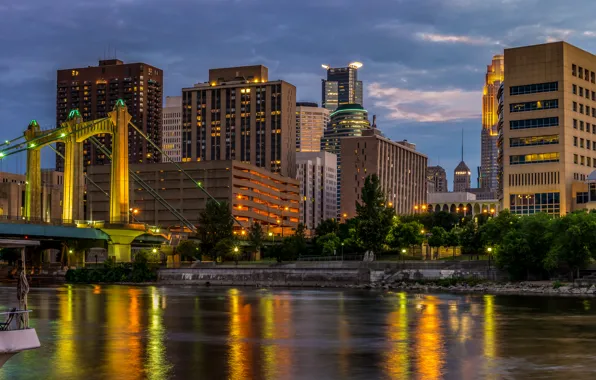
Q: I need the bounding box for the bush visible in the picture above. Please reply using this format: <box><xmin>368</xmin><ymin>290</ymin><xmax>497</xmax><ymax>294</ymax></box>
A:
<box><xmin>65</xmin><ymin>260</ymin><xmax>157</xmax><ymax>284</ymax></box>
<box><xmin>552</xmin><ymin>280</ymin><xmax>563</xmax><ymax>289</ymax></box>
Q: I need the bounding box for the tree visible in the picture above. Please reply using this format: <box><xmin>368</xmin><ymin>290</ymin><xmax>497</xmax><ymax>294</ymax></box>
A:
<box><xmin>248</xmin><ymin>222</ymin><xmax>264</xmax><ymax>257</ymax></box>
<box><xmin>214</xmin><ymin>238</ymin><xmax>238</xmax><ymax>263</ymax></box>
<box><xmin>197</xmin><ymin>200</ymin><xmax>234</xmax><ymax>259</ymax></box>
<box><xmin>444</xmin><ymin>228</ymin><xmax>460</xmax><ymax>258</ymax></box>
<box><xmin>458</xmin><ymin>219</ymin><xmax>483</xmax><ymax>256</ymax></box>
<box><xmin>176</xmin><ymin>240</ymin><xmax>201</xmax><ymax>261</ymax></box>
<box><xmin>355</xmin><ymin>175</ymin><xmax>394</xmax><ymax>255</ymax></box>
<box><xmin>316</xmin><ymin>233</ymin><xmax>340</xmax><ymax>256</ymax></box>
<box><xmin>315</xmin><ymin>218</ymin><xmax>339</xmax><ymax>237</ymax></box>
<box><xmin>430</xmin><ymin>211</ymin><xmax>459</xmax><ymax>232</ymax></box>
<box><xmin>388</xmin><ymin>221</ymin><xmax>424</xmax><ymax>254</ymax></box>
<box><xmin>480</xmin><ymin>210</ymin><xmax>519</xmax><ymax>248</ymax></box>
<box><xmin>428</xmin><ymin>226</ymin><xmax>447</xmax><ymax>259</ymax></box>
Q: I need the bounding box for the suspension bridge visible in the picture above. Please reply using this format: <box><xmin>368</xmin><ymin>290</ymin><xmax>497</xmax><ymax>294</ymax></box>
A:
<box><xmin>0</xmin><ymin>100</ymin><xmax>224</xmax><ymax>262</ymax></box>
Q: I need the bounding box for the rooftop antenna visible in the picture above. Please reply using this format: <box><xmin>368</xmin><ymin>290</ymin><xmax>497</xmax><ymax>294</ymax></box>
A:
<box><xmin>461</xmin><ymin>128</ymin><xmax>464</xmax><ymax>162</ymax></box>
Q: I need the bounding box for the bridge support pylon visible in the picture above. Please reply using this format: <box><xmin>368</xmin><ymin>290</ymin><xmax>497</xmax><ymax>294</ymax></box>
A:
<box><xmin>108</xmin><ymin>101</ymin><xmax>131</xmax><ymax>225</ymax></box>
<box><xmin>24</xmin><ymin>121</ymin><xmax>42</xmax><ymax>222</ymax></box>
<box><xmin>102</xmin><ymin>228</ymin><xmax>145</xmax><ymax>262</ymax></box>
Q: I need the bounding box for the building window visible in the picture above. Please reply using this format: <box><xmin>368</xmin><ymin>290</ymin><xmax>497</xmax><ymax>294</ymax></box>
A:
<box><xmin>510</xmin><ymin>135</ymin><xmax>559</xmax><ymax>147</ymax></box>
<box><xmin>574</xmin><ymin>119</ymin><xmax>578</xmax><ymax>129</ymax></box>
<box><xmin>510</xmin><ymin>192</ymin><xmax>560</xmax><ymax>215</ymax></box>
<box><xmin>574</xmin><ymin>102</ymin><xmax>578</xmax><ymax>112</ymax></box>
<box><xmin>574</xmin><ymin>136</ymin><xmax>578</xmax><ymax>146</ymax></box>
<box><xmin>581</xmin><ymin>121</ymin><xmax>585</xmax><ymax>131</ymax></box>
<box><xmin>574</xmin><ymin>154</ymin><xmax>578</xmax><ymax>164</ymax></box>
<box><xmin>580</xmin><ymin>87</ymin><xmax>584</xmax><ymax>97</ymax></box>
<box><xmin>592</xmin><ymin>72</ymin><xmax>595</xmax><ymax>83</ymax></box>
<box><xmin>588</xmin><ymin>106</ymin><xmax>592</xmax><ymax>116</ymax></box>
<box><xmin>581</xmin><ymin>156</ymin><xmax>585</xmax><ymax>165</ymax></box>
<box><xmin>580</xmin><ymin>104</ymin><xmax>584</xmax><ymax>114</ymax></box>
<box><xmin>577</xmin><ymin>192</ymin><xmax>589</xmax><ymax>204</ymax></box>
<box><xmin>573</xmin><ymin>84</ymin><xmax>578</xmax><ymax>94</ymax></box>
<box><xmin>573</xmin><ymin>64</ymin><xmax>577</xmax><ymax>76</ymax></box>
<box><xmin>586</xmin><ymin>68</ymin><xmax>590</xmax><ymax>81</ymax></box>
<box><xmin>509</xmin><ymin>152</ymin><xmax>560</xmax><ymax>165</ymax></box>
<box><xmin>592</xmin><ymin>91</ymin><xmax>595</xmax><ymax>101</ymax></box>
<box><xmin>581</xmin><ymin>138</ymin><xmax>585</xmax><ymax>148</ymax></box>
<box><xmin>510</xmin><ymin>117</ymin><xmax>559</xmax><ymax>130</ymax></box>
<box><xmin>589</xmin><ymin>157</ymin><xmax>592</xmax><ymax>167</ymax></box>
<box><xmin>580</xmin><ymin>67</ymin><xmax>584</xmax><ymax>79</ymax></box>
<box><xmin>510</xmin><ymin>82</ymin><xmax>558</xmax><ymax>96</ymax></box>
<box><xmin>510</xmin><ymin>99</ymin><xmax>558</xmax><ymax>113</ymax></box>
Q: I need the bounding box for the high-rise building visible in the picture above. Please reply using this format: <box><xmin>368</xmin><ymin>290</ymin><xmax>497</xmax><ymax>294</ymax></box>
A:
<box><xmin>181</xmin><ymin>65</ymin><xmax>297</xmax><ymax>177</ymax></box>
<box><xmin>162</xmin><ymin>96</ymin><xmax>182</xmax><ymax>162</ymax></box>
<box><xmin>296</xmin><ymin>102</ymin><xmax>330</xmax><ymax>152</ymax></box>
<box><xmin>296</xmin><ymin>151</ymin><xmax>337</xmax><ymax>229</ymax></box>
<box><xmin>480</xmin><ymin>55</ymin><xmax>504</xmax><ymax>192</ymax></box>
<box><xmin>454</xmin><ymin>131</ymin><xmax>471</xmax><ymax>192</ymax></box>
<box><xmin>56</xmin><ymin>59</ymin><xmax>163</xmax><ymax>171</ymax></box>
<box><xmin>426</xmin><ymin>166</ymin><xmax>448</xmax><ymax>193</ymax></box>
<box><xmin>499</xmin><ymin>41</ymin><xmax>596</xmax><ymax>216</ymax></box>
<box><xmin>340</xmin><ymin>129</ymin><xmax>427</xmax><ymax>217</ymax></box>
<box><xmin>321</xmin><ymin>63</ymin><xmax>363</xmax><ymax>111</ymax></box>
<box><xmin>87</xmin><ymin>161</ymin><xmax>300</xmax><ymax>235</ymax></box>
<box><xmin>321</xmin><ymin>104</ymin><xmax>371</xmax><ymax>215</ymax></box>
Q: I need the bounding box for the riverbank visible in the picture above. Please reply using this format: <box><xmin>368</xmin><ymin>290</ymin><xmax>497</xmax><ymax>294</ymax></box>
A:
<box><xmin>360</xmin><ymin>280</ymin><xmax>596</xmax><ymax>297</ymax></box>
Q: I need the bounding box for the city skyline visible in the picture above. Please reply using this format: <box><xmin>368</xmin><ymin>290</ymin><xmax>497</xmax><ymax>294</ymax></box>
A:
<box><xmin>4</xmin><ymin>0</ymin><xmax>596</xmax><ymax>183</ymax></box>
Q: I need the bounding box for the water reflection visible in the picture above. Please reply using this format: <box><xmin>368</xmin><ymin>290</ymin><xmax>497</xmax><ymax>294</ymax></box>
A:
<box><xmin>0</xmin><ymin>286</ymin><xmax>595</xmax><ymax>379</ymax></box>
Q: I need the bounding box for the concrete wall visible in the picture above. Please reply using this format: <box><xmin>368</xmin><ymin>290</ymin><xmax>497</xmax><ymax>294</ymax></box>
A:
<box><xmin>158</xmin><ymin>267</ymin><xmax>370</xmax><ymax>287</ymax></box>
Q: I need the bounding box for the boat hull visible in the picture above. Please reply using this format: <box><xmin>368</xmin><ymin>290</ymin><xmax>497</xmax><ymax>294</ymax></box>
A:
<box><xmin>0</xmin><ymin>328</ymin><xmax>40</xmax><ymax>368</ymax></box>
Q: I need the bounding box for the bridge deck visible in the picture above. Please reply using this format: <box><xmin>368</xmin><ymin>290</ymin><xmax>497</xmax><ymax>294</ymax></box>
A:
<box><xmin>0</xmin><ymin>223</ymin><xmax>108</xmax><ymax>240</ymax></box>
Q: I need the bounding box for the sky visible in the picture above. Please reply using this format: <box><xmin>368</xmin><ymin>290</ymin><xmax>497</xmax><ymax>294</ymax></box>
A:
<box><xmin>2</xmin><ymin>0</ymin><xmax>596</xmax><ymax>187</ymax></box>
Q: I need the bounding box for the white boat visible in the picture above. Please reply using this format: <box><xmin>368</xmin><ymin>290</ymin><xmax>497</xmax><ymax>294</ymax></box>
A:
<box><xmin>0</xmin><ymin>240</ymin><xmax>41</xmax><ymax>368</ymax></box>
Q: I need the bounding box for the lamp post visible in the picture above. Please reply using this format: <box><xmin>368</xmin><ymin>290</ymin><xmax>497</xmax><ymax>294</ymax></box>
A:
<box><xmin>487</xmin><ymin>246</ymin><xmax>493</xmax><ymax>270</ymax></box>
<box><xmin>341</xmin><ymin>242</ymin><xmax>344</xmax><ymax>261</ymax></box>
<box><xmin>401</xmin><ymin>248</ymin><xmax>407</xmax><ymax>267</ymax></box>
<box><xmin>269</xmin><ymin>232</ymin><xmax>274</xmax><ymax>244</ymax></box>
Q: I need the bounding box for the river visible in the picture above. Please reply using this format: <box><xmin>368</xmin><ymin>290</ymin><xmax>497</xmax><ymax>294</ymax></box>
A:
<box><xmin>0</xmin><ymin>285</ymin><xmax>594</xmax><ymax>379</ymax></box>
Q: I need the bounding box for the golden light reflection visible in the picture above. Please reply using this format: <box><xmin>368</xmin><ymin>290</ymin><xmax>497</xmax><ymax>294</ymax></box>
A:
<box><xmin>448</xmin><ymin>301</ymin><xmax>459</xmax><ymax>334</ymax></box>
<box><xmin>93</xmin><ymin>285</ymin><xmax>101</xmax><ymax>295</ymax></box>
<box><xmin>483</xmin><ymin>295</ymin><xmax>496</xmax><ymax>378</ymax></box>
<box><xmin>415</xmin><ymin>296</ymin><xmax>444</xmax><ymax>380</ymax></box>
<box><xmin>146</xmin><ymin>286</ymin><xmax>171</xmax><ymax>380</ymax></box>
<box><xmin>55</xmin><ymin>285</ymin><xmax>78</xmax><ymax>377</ymax></box>
<box><xmin>260</xmin><ymin>293</ymin><xmax>293</xmax><ymax>379</ymax></box>
<box><xmin>228</xmin><ymin>289</ymin><xmax>253</xmax><ymax>380</ymax></box>
<box><xmin>385</xmin><ymin>292</ymin><xmax>410</xmax><ymax>379</ymax></box>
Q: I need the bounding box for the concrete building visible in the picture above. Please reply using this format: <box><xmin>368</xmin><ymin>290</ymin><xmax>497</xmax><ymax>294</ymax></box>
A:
<box><xmin>296</xmin><ymin>152</ymin><xmax>337</xmax><ymax>230</ymax></box>
<box><xmin>340</xmin><ymin>129</ymin><xmax>427</xmax><ymax>217</ymax></box>
<box><xmin>321</xmin><ymin>63</ymin><xmax>363</xmax><ymax>111</ymax></box>
<box><xmin>499</xmin><ymin>41</ymin><xmax>596</xmax><ymax>216</ymax></box>
<box><xmin>56</xmin><ymin>59</ymin><xmax>163</xmax><ymax>171</ymax></box>
<box><xmin>427</xmin><ymin>191</ymin><xmax>500</xmax><ymax>216</ymax></box>
<box><xmin>162</xmin><ymin>96</ymin><xmax>182</xmax><ymax>162</ymax></box>
<box><xmin>86</xmin><ymin>161</ymin><xmax>300</xmax><ymax>236</ymax></box>
<box><xmin>480</xmin><ymin>55</ymin><xmax>504</xmax><ymax>192</ymax></box>
<box><xmin>321</xmin><ymin>103</ymin><xmax>371</xmax><ymax>215</ymax></box>
<box><xmin>181</xmin><ymin>65</ymin><xmax>297</xmax><ymax>178</ymax></box>
<box><xmin>296</xmin><ymin>102</ymin><xmax>330</xmax><ymax>152</ymax></box>
<box><xmin>454</xmin><ymin>161</ymin><xmax>472</xmax><ymax>192</ymax></box>
<box><xmin>0</xmin><ymin>170</ymin><xmax>63</xmax><ymax>222</ymax></box>
<box><xmin>426</xmin><ymin>166</ymin><xmax>448</xmax><ymax>193</ymax></box>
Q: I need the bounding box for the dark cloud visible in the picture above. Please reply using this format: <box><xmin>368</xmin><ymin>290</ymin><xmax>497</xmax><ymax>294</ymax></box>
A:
<box><xmin>1</xmin><ymin>0</ymin><xmax>595</xmax><ymax>182</ymax></box>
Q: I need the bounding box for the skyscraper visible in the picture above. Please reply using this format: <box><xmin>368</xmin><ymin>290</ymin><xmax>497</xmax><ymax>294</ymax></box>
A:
<box><xmin>296</xmin><ymin>151</ymin><xmax>337</xmax><ymax>229</ymax></box>
<box><xmin>454</xmin><ymin>131</ymin><xmax>471</xmax><ymax>192</ymax></box>
<box><xmin>321</xmin><ymin>62</ymin><xmax>363</xmax><ymax>111</ymax></box>
<box><xmin>56</xmin><ymin>59</ymin><xmax>163</xmax><ymax>171</ymax></box>
<box><xmin>321</xmin><ymin>104</ymin><xmax>371</xmax><ymax>215</ymax></box>
<box><xmin>426</xmin><ymin>166</ymin><xmax>448</xmax><ymax>193</ymax></box>
<box><xmin>181</xmin><ymin>65</ymin><xmax>297</xmax><ymax>177</ymax></box>
<box><xmin>480</xmin><ymin>55</ymin><xmax>504</xmax><ymax>192</ymax></box>
<box><xmin>162</xmin><ymin>96</ymin><xmax>182</xmax><ymax>162</ymax></box>
<box><xmin>296</xmin><ymin>102</ymin><xmax>330</xmax><ymax>152</ymax></box>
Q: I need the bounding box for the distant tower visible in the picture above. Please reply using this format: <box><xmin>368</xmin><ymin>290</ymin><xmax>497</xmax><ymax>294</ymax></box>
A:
<box><xmin>454</xmin><ymin>129</ymin><xmax>471</xmax><ymax>192</ymax></box>
<box><xmin>321</xmin><ymin>62</ymin><xmax>363</xmax><ymax>111</ymax></box>
<box><xmin>480</xmin><ymin>55</ymin><xmax>503</xmax><ymax>191</ymax></box>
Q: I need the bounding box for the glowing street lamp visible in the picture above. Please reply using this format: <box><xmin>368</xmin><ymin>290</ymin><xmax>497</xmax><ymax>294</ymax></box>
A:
<box><xmin>152</xmin><ymin>248</ymin><xmax>157</xmax><ymax>253</ymax></box>
<box><xmin>234</xmin><ymin>247</ymin><xmax>239</xmax><ymax>253</ymax></box>
<box><xmin>421</xmin><ymin>205</ymin><xmax>427</xmax><ymax>211</ymax></box>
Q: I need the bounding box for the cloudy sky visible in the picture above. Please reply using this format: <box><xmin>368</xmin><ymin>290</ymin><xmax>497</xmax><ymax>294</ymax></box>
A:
<box><xmin>1</xmin><ymin>0</ymin><xmax>595</xmax><ymax>187</ymax></box>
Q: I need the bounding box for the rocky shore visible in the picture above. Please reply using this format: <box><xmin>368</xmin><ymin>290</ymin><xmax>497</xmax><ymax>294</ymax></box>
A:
<box><xmin>355</xmin><ymin>280</ymin><xmax>596</xmax><ymax>297</ymax></box>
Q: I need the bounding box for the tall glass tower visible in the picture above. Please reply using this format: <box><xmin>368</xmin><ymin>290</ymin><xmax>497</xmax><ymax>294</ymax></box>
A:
<box><xmin>480</xmin><ymin>55</ymin><xmax>504</xmax><ymax>192</ymax></box>
<box><xmin>321</xmin><ymin>62</ymin><xmax>363</xmax><ymax>111</ymax></box>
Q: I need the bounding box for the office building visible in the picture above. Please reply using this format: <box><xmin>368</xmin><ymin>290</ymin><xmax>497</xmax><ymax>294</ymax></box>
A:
<box><xmin>56</xmin><ymin>59</ymin><xmax>163</xmax><ymax>171</ymax></box>
<box><xmin>0</xmin><ymin>170</ymin><xmax>63</xmax><ymax>222</ymax></box>
<box><xmin>340</xmin><ymin>129</ymin><xmax>427</xmax><ymax>217</ymax></box>
<box><xmin>86</xmin><ymin>161</ymin><xmax>300</xmax><ymax>236</ymax></box>
<box><xmin>499</xmin><ymin>41</ymin><xmax>596</xmax><ymax>216</ymax></box>
<box><xmin>480</xmin><ymin>55</ymin><xmax>504</xmax><ymax>192</ymax></box>
<box><xmin>426</xmin><ymin>166</ymin><xmax>448</xmax><ymax>193</ymax></box>
<box><xmin>321</xmin><ymin>104</ymin><xmax>371</xmax><ymax>215</ymax></box>
<box><xmin>454</xmin><ymin>161</ymin><xmax>472</xmax><ymax>193</ymax></box>
<box><xmin>181</xmin><ymin>65</ymin><xmax>297</xmax><ymax>178</ymax></box>
<box><xmin>296</xmin><ymin>102</ymin><xmax>330</xmax><ymax>152</ymax></box>
<box><xmin>321</xmin><ymin>63</ymin><xmax>363</xmax><ymax>111</ymax></box>
<box><xmin>162</xmin><ymin>96</ymin><xmax>182</xmax><ymax>162</ymax></box>
<box><xmin>296</xmin><ymin>151</ymin><xmax>337</xmax><ymax>229</ymax></box>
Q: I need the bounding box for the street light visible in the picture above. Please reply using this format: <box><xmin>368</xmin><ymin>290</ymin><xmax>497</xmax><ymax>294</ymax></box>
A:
<box><xmin>487</xmin><ymin>247</ymin><xmax>493</xmax><ymax>270</ymax></box>
<box><xmin>341</xmin><ymin>242</ymin><xmax>344</xmax><ymax>260</ymax></box>
<box><xmin>269</xmin><ymin>231</ymin><xmax>274</xmax><ymax>244</ymax></box>
<box><xmin>234</xmin><ymin>247</ymin><xmax>239</xmax><ymax>253</ymax></box>
<box><xmin>152</xmin><ymin>248</ymin><xmax>157</xmax><ymax>253</ymax></box>
<box><xmin>420</xmin><ymin>229</ymin><xmax>425</xmax><ymax>234</ymax></box>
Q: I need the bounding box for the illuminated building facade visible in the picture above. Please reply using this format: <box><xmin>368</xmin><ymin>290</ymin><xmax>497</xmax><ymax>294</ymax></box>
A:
<box><xmin>480</xmin><ymin>55</ymin><xmax>504</xmax><ymax>192</ymax></box>
<box><xmin>86</xmin><ymin>160</ymin><xmax>300</xmax><ymax>235</ymax></box>
<box><xmin>321</xmin><ymin>104</ymin><xmax>371</xmax><ymax>215</ymax></box>
<box><xmin>454</xmin><ymin>161</ymin><xmax>471</xmax><ymax>193</ymax></box>
<box><xmin>296</xmin><ymin>102</ymin><xmax>330</xmax><ymax>152</ymax></box>
<box><xmin>56</xmin><ymin>59</ymin><xmax>163</xmax><ymax>171</ymax></box>
<box><xmin>500</xmin><ymin>41</ymin><xmax>596</xmax><ymax>216</ymax></box>
<box><xmin>162</xmin><ymin>96</ymin><xmax>182</xmax><ymax>162</ymax></box>
<box><xmin>340</xmin><ymin>128</ymin><xmax>427</xmax><ymax>217</ymax></box>
<box><xmin>181</xmin><ymin>65</ymin><xmax>297</xmax><ymax>178</ymax></box>
<box><xmin>296</xmin><ymin>151</ymin><xmax>337</xmax><ymax>229</ymax></box>
<box><xmin>321</xmin><ymin>63</ymin><xmax>363</xmax><ymax>111</ymax></box>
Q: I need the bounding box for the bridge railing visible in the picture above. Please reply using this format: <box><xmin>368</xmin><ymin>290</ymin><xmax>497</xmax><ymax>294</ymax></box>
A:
<box><xmin>0</xmin><ymin>215</ymin><xmax>64</xmax><ymax>226</ymax></box>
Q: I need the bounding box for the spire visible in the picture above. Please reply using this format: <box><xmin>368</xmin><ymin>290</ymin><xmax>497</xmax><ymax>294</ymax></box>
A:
<box><xmin>461</xmin><ymin>128</ymin><xmax>464</xmax><ymax>162</ymax></box>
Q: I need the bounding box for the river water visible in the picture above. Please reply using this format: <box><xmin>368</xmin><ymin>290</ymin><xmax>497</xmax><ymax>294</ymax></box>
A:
<box><xmin>0</xmin><ymin>285</ymin><xmax>594</xmax><ymax>379</ymax></box>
